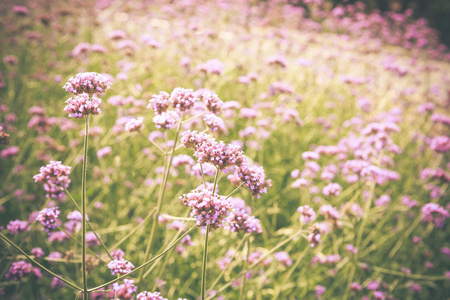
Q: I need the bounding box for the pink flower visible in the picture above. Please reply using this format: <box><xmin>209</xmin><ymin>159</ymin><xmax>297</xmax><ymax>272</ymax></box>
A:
<box><xmin>136</xmin><ymin>291</ymin><xmax>168</xmax><ymax>300</ymax></box>
<box><xmin>148</xmin><ymin>91</ymin><xmax>170</xmax><ymax>114</ymax></box>
<box><xmin>274</xmin><ymin>251</ymin><xmax>292</xmax><ymax>266</ymax></box>
<box><xmin>36</xmin><ymin>207</ymin><xmax>61</xmax><ymax>233</ymax></box>
<box><xmin>125</xmin><ymin>117</ymin><xmax>144</xmax><ymax>132</ymax></box>
<box><xmin>170</xmin><ymin>87</ymin><xmax>198</xmax><ymax>112</ymax></box>
<box><xmin>180</xmin><ymin>189</ymin><xmax>232</xmax><ymax>229</ymax></box>
<box><xmin>7</xmin><ymin>220</ymin><xmax>29</xmax><ymax>235</ymax></box>
<box><xmin>64</xmin><ymin>93</ymin><xmax>102</xmax><ymax>118</ymax></box>
<box><xmin>63</xmin><ymin>72</ymin><xmax>112</xmax><ymax>95</ymax></box>
<box><xmin>33</xmin><ymin>161</ymin><xmax>71</xmax><ymax>200</ymax></box>
<box><xmin>297</xmin><ymin>205</ymin><xmax>316</xmax><ymax>224</ymax></box>
<box><xmin>225</xmin><ymin>209</ymin><xmax>262</xmax><ymax>234</ymax></box>
<box><xmin>112</xmin><ymin>279</ymin><xmax>137</xmax><ymax>300</ymax></box>
<box><xmin>153</xmin><ymin>111</ymin><xmax>180</xmax><ymax>130</ymax></box>
<box><xmin>107</xmin><ymin>259</ymin><xmax>135</xmax><ymax>275</ymax></box>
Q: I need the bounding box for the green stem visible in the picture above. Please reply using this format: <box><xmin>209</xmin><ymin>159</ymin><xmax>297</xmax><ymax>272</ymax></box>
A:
<box><xmin>201</xmin><ymin>224</ymin><xmax>211</xmax><ymax>300</ymax></box>
<box><xmin>138</xmin><ymin>117</ymin><xmax>183</xmax><ymax>288</ymax></box>
<box><xmin>64</xmin><ymin>187</ymin><xmax>113</xmax><ymax>261</ymax></box>
<box><xmin>88</xmin><ymin>225</ymin><xmax>197</xmax><ymax>292</ymax></box>
<box><xmin>225</xmin><ymin>183</ymin><xmax>244</xmax><ymax>200</ymax></box>
<box><xmin>239</xmin><ymin>236</ymin><xmax>250</xmax><ymax>300</ymax></box>
<box><xmin>213</xmin><ymin>167</ymin><xmax>219</xmax><ymax>194</ymax></box>
<box><xmin>0</xmin><ymin>233</ymin><xmax>82</xmax><ymax>291</ymax></box>
<box><xmin>82</xmin><ymin>115</ymin><xmax>89</xmax><ymax>300</ymax></box>
<box><xmin>56</xmin><ymin>227</ymin><xmax>105</xmax><ymax>262</ymax></box>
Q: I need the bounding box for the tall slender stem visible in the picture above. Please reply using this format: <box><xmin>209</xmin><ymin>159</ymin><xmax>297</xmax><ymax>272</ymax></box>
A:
<box><xmin>201</xmin><ymin>224</ymin><xmax>210</xmax><ymax>300</ymax></box>
<box><xmin>239</xmin><ymin>236</ymin><xmax>250</xmax><ymax>299</ymax></box>
<box><xmin>82</xmin><ymin>115</ymin><xmax>90</xmax><ymax>300</ymax></box>
<box><xmin>138</xmin><ymin>116</ymin><xmax>183</xmax><ymax>288</ymax></box>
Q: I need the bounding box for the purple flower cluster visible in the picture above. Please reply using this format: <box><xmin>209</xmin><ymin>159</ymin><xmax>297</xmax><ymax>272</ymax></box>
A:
<box><xmin>111</xmin><ymin>249</ymin><xmax>125</xmax><ymax>260</ymax></box>
<box><xmin>169</xmin><ymin>87</ymin><xmax>198</xmax><ymax>112</ymax></box>
<box><xmin>202</xmin><ymin>92</ymin><xmax>223</xmax><ymax>115</ymax></box>
<box><xmin>36</xmin><ymin>207</ymin><xmax>61</xmax><ymax>233</ymax></box>
<box><xmin>429</xmin><ymin>136</ymin><xmax>450</xmax><ymax>153</ymax></box>
<box><xmin>148</xmin><ymin>91</ymin><xmax>170</xmax><ymax>114</ymax></box>
<box><xmin>421</xmin><ymin>203</ymin><xmax>449</xmax><ymax>228</ymax></box>
<box><xmin>5</xmin><ymin>261</ymin><xmax>33</xmax><ymax>281</ymax></box>
<box><xmin>7</xmin><ymin>220</ymin><xmax>30</xmax><ymax>235</ymax></box>
<box><xmin>274</xmin><ymin>251</ymin><xmax>292</xmax><ymax>266</ymax></box>
<box><xmin>236</xmin><ymin>162</ymin><xmax>270</xmax><ymax>198</ymax></box>
<box><xmin>63</xmin><ymin>72</ymin><xmax>112</xmax><ymax>95</ymax></box>
<box><xmin>308</xmin><ymin>225</ymin><xmax>322</xmax><ymax>248</ymax></box>
<box><xmin>153</xmin><ymin>111</ymin><xmax>180</xmax><ymax>130</ymax></box>
<box><xmin>136</xmin><ymin>291</ymin><xmax>168</xmax><ymax>300</ymax></box>
<box><xmin>225</xmin><ymin>209</ymin><xmax>262</xmax><ymax>234</ymax></box>
<box><xmin>203</xmin><ymin>114</ymin><xmax>228</xmax><ymax>134</ymax></box>
<box><xmin>33</xmin><ymin>161</ymin><xmax>71</xmax><ymax>200</ymax></box>
<box><xmin>195</xmin><ymin>141</ymin><xmax>244</xmax><ymax>171</ymax></box>
<box><xmin>112</xmin><ymin>279</ymin><xmax>137</xmax><ymax>300</ymax></box>
<box><xmin>125</xmin><ymin>117</ymin><xmax>144</xmax><ymax>132</ymax></box>
<box><xmin>297</xmin><ymin>205</ymin><xmax>316</xmax><ymax>224</ymax></box>
<box><xmin>64</xmin><ymin>93</ymin><xmax>102</xmax><ymax>119</ymax></box>
<box><xmin>180</xmin><ymin>189</ymin><xmax>233</xmax><ymax>229</ymax></box>
<box><xmin>107</xmin><ymin>259</ymin><xmax>135</xmax><ymax>275</ymax></box>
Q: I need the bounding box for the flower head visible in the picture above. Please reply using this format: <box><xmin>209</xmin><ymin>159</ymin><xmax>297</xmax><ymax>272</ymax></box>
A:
<box><xmin>33</xmin><ymin>161</ymin><xmax>71</xmax><ymax>200</ymax></box>
<box><xmin>153</xmin><ymin>111</ymin><xmax>180</xmax><ymax>130</ymax></box>
<box><xmin>112</xmin><ymin>279</ymin><xmax>137</xmax><ymax>300</ymax></box>
<box><xmin>170</xmin><ymin>88</ymin><xmax>198</xmax><ymax>112</ymax></box>
<box><xmin>5</xmin><ymin>261</ymin><xmax>33</xmax><ymax>281</ymax></box>
<box><xmin>297</xmin><ymin>205</ymin><xmax>316</xmax><ymax>224</ymax></box>
<box><xmin>36</xmin><ymin>207</ymin><xmax>61</xmax><ymax>233</ymax></box>
<box><xmin>63</xmin><ymin>72</ymin><xmax>112</xmax><ymax>95</ymax></box>
<box><xmin>225</xmin><ymin>209</ymin><xmax>262</xmax><ymax>234</ymax></box>
<box><xmin>107</xmin><ymin>259</ymin><xmax>135</xmax><ymax>275</ymax></box>
<box><xmin>64</xmin><ymin>93</ymin><xmax>102</xmax><ymax>118</ymax></box>
<box><xmin>148</xmin><ymin>91</ymin><xmax>171</xmax><ymax>114</ymax></box>
<box><xmin>136</xmin><ymin>291</ymin><xmax>168</xmax><ymax>300</ymax></box>
<box><xmin>125</xmin><ymin>117</ymin><xmax>144</xmax><ymax>132</ymax></box>
<box><xmin>180</xmin><ymin>189</ymin><xmax>232</xmax><ymax>229</ymax></box>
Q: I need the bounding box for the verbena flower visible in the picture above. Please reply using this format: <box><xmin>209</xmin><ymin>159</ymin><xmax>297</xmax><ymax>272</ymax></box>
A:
<box><xmin>297</xmin><ymin>205</ymin><xmax>316</xmax><ymax>224</ymax></box>
<box><xmin>107</xmin><ymin>259</ymin><xmax>135</xmax><ymax>275</ymax></box>
<box><xmin>181</xmin><ymin>130</ymin><xmax>214</xmax><ymax>150</ymax></box>
<box><xmin>148</xmin><ymin>91</ymin><xmax>170</xmax><ymax>114</ymax></box>
<box><xmin>274</xmin><ymin>251</ymin><xmax>292</xmax><ymax>266</ymax></box>
<box><xmin>136</xmin><ymin>291</ymin><xmax>168</xmax><ymax>300</ymax></box>
<box><xmin>64</xmin><ymin>93</ymin><xmax>102</xmax><ymax>118</ymax></box>
<box><xmin>36</xmin><ymin>207</ymin><xmax>61</xmax><ymax>233</ymax></box>
<box><xmin>7</xmin><ymin>220</ymin><xmax>30</xmax><ymax>235</ymax></box>
<box><xmin>112</xmin><ymin>279</ymin><xmax>137</xmax><ymax>300</ymax></box>
<box><xmin>180</xmin><ymin>189</ymin><xmax>232</xmax><ymax>229</ymax></box>
<box><xmin>33</xmin><ymin>161</ymin><xmax>71</xmax><ymax>200</ymax></box>
<box><xmin>63</xmin><ymin>72</ymin><xmax>112</xmax><ymax>95</ymax></box>
<box><xmin>31</xmin><ymin>248</ymin><xmax>45</xmax><ymax>258</ymax></box>
<box><xmin>111</xmin><ymin>249</ymin><xmax>125</xmax><ymax>260</ymax></box>
<box><xmin>5</xmin><ymin>261</ymin><xmax>33</xmax><ymax>281</ymax></box>
<box><xmin>125</xmin><ymin>117</ymin><xmax>144</xmax><ymax>132</ymax></box>
<box><xmin>153</xmin><ymin>111</ymin><xmax>180</xmax><ymax>130</ymax></box>
<box><xmin>194</xmin><ymin>141</ymin><xmax>244</xmax><ymax>171</ymax></box>
<box><xmin>421</xmin><ymin>203</ymin><xmax>449</xmax><ymax>228</ymax></box>
<box><xmin>225</xmin><ymin>209</ymin><xmax>262</xmax><ymax>234</ymax></box>
<box><xmin>202</xmin><ymin>92</ymin><xmax>223</xmax><ymax>115</ymax></box>
<box><xmin>169</xmin><ymin>87</ymin><xmax>198</xmax><ymax>112</ymax></box>
<box><xmin>236</xmin><ymin>161</ymin><xmax>270</xmax><ymax>198</ymax></box>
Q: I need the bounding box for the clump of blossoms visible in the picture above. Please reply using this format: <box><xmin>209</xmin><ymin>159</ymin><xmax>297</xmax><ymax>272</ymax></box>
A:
<box><xmin>7</xmin><ymin>220</ymin><xmax>30</xmax><ymax>235</ymax></box>
<box><xmin>180</xmin><ymin>189</ymin><xmax>233</xmax><ymax>229</ymax></box>
<box><xmin>63</xmin><ymin>72</ymin><xmax>112</xmax><ymax>95</ymax></box>
<box><xmin>421</xmin><ymin>203</ymin><xmax>449</xmax><ymax>228</ymax></box>
<box><xmin>107</xmin><ymin>259</ymin><xmax>135</xmax><ymax>275</ymax></box>
<box><xmin>36</xmin><ymin>207</ymin><xmax>61</xmax><ymax>233</ymax></box>
<box><xmin>64</xmin><ymin>93</ymin><xmax>102</xmax><ymax>119</ymax></box>
<box><xmin>195</xmin><ymin>141</ymin><xmax>244</xmax><ymax>171</ymax></box>
<box><xmin>308</xmin><ymin>225</ymin><xmax>323</xmax><ymax>248</ymax></box>
<box><xmin>112</xmin><ymin>279</ymin><xmax>137</xmax><ymax>300</ymax></box>
<box><xmin>297</xmin><ymin>205</ymin><xmax>316</xmax><ymax>224</ymax></box>
<box><xmin>148</xmin><ymin>91</ymin><xmax>170</xmax><ymax>114</ymax></box>
<box><xmin>225</xmin><ymin>209</ymin><xmax>262</xmax><ymax>234</ymax></box>
<box><xmin>153</xmin><ymin>111</ymin><xmax>180</xmax><ymax>130</ymax></box>
<box><xmin>236</xmin><ymin>161</ymin><xmax>270</xmax><ymax>198</ymax></box>
<box><xmin>169</xmin><ymin>87</ymin><xmax>198</xmax><ymax>112</ymax></box>
<box><xmin>5</xmin><ymin>261</ymin><xmax>33</xmax><ymax>281</ymax></box>
<box><xmin>136</xmin><ymin>291</ymin><xmax>168</xmax><ymax>300</ymax></box>
<box><xmin>125</xmin><ymin>117</ymin><xmax>144</xmax><ymax>132</ymax></box>
<box><xmin>202</xmin><ymin>92</ymin><xmax>223</xmax><ymax>115</ymax></box>
<box><xmin>33</xmin><ymin>161</ymin><xmax>71</xmax><ymax>200</ymax></box>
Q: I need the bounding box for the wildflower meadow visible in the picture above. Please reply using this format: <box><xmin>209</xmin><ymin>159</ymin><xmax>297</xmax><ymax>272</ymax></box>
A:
<box><xmin>0</xmin><ymin>0</ymin><xmax>449</xmax><ymax>299</ymax></box>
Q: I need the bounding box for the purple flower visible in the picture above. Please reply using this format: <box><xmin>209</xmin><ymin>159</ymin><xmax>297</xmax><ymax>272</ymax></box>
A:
<box><xmin>7</xmin><ymin>220</ymin><xmax>30</xmax><ymax>235</ymax></box>
<box><xmin>148</xmin><ymin>91</ymin><xmax>170</xmax><ymax>114</ymax></box>
<box><xmin>112</xmin><ymin>279</ymin><xmax>137</xmax><ymax>300</ymax></box>
<box><xmin>111</xmin><ymin>249</ymin><xmax>125</xmax><ymax>260</ymax></box>
<box><xmin>36</xmin><ymin>207</ymin><xmax>61</xmax><ymax>233</ymax></box>
<box><xmin>0</xmin><ymin>146</ymin><xmax>19</xmax><ymax>159</ymax></box>
<box><xmin>322</xmin><ymin>183</ymin><xmax>342</xmax><ymax>196</ymax></box>
<box><xmin>5</xmin><ymin>261</ymin><xmax>33</xmax><ymax>281</ymax></box>
<box><xmin>236</xmin><ymin>160</ymin><xmax>270</xmax><ymax>198</ymax></box>
<box><xmin>202</xmin><ymin>92</ymin><xmax>223</xmax><ymax>115</ymax></box>
<box><xmin>125</xmin><ymin>117</ymin><xmax>144</xmax><ymax>132</ymax></box>
<box><xmin>86</xmin><ymin>231</ymin><xmax>100</xmax><ymax>247</ymax></box>
<box><xmin>429</xmin><ymin>136</ymin><xmax>450</xmax><ymax>153</ymax></box>
<box><xmin>181</xmin><ymin>130</ymin><xmax>215</xmax><ymax>150</ymax></box>
<box><xmin>315</xmin><ymin>285</ymin><xmax>326</xmax><ymax>299</ymax></box>
<box><xmin>51</xmin><ymin>276</ymin><xmax>66</xmax><ymax>289</ymax></box>
<box><xmin>107</xmin><ymin>259</ymin><xmax>135</xmax><ymax>275</ymax></box>
<box><xmin>136</xmin><ymin>291</ymin><xmax>168</xmax><ymax>300</ymax></box>
<box><xmin>31</xmin><ymin>248</ymin><xmax>45</xmax><ymax>258</ymax></box>
<box><xmin>225</xmin><ymin>209</ymin><xmax>262</xmax><ymax>234</ymax></box>
<box><xmin>194</xmin><ymin>140</ymin><xmax>244</xmax><ymax>171</ymax></box>
<box><xmin>153</xmin><ymin>110</ymin><xmax>180</xmax><ymax>130</ymax></box>
<box><xmin>297</xmin><ymin>205</ymin><xmax>316</xmax><ymax>224</ymax></box>
<box><xmin>421</xmin><ymin>203</ymin><xmax>449</xmax><ymax>228</ymax></box>
<box><xmin>63</xmin><ymin>72</ymin><xmax>112</xmax><ymax>95</ymax></box>
<box><xmin>169</xmin><ymin>87</ymin><xmax>198</xmax><ymax>112</ymax></box>
<box><xmin>203</xmin><ymin>114</ymin><xmax>228</xmax><ymax>134</ymax></box>
<box><xmin>180</xmin><ymin>189</ymin><xmax>232</xmax><ymax>229</ymax></box>
<box><xmin>33</xmin><ymin>161</ymin><xmax>71</xmax><ymax>200</ymax></box>
<box><xmin>274</xmin><ymin>251</ymin><xmax>292</xmax><ymax>266</ymax></box>
<box><xmin>64</xmin><ymin>93</ymin><xmax>102</xmax><ymax>118</ymax></box>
